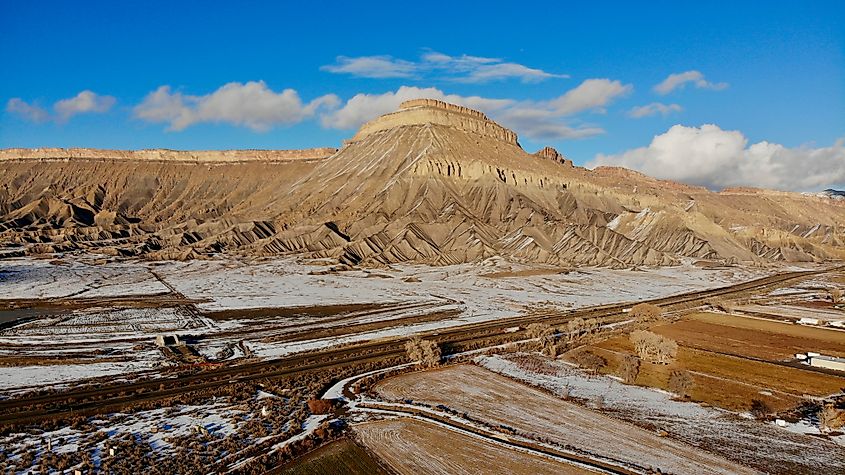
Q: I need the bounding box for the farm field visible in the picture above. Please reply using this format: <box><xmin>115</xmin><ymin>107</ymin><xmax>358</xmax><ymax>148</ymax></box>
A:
<box><xmin>584</xmin><ymin>312</ymin><xmax>845</xmax><ymax>411</ymax></box>
<box><xmin>276</xmin><ymin>438</ymin><xmax>392</xmax><ymax>475</ymax></box>
<box><xmin>477</xmin><ymin>353</ymin><xmax>845</xmax><ymax>474</ymax></box>
<box><xmin>354</xmin><ymin>417</ymin><xmax>591</xmax><ymax>475</ymax></box>
<box><xmin>655</xmin><ymin>312</ymin><xmax>845</xmax><ymax>358</ymax></box>
<box><xmin>374</xmin><ymin>365</ymin><xmax>755</xmax><ymax>475</ymax></box>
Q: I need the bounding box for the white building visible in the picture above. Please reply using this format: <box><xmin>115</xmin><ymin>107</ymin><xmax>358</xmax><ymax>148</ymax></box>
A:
<box><xmin>808</xmin><ymin>354</ymin><xmax>845</xmax><ymax>372</ymax></box>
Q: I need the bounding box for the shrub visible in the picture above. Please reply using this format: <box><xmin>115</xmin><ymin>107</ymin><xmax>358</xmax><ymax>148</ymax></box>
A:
<box><xmin>573</xmin><ymin>351</ymin><xmax>607</xmax><ymax>375</ymax></box>
<box><xmin>306</xmin><ymin>399</ymin><xmax>335</xmax><ymax>415</ymax></box>
<box><xmin>405</xmin><ymin>336</ymin><xmax>441</xmax><ymax>368</ymax></box>
<box><xmin>630</xmin><ymin>303</ymin><xmax>663</xmax><ymax>325</ymax></box>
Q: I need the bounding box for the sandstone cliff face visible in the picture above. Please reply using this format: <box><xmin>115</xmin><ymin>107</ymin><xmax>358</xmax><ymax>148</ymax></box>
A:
<box><xmin>2</xmin><ymin>99</ymin><xmax>844</xmax><ymax>266</ymax></box>
<box><xmin>351</xmin><ymin>99</ymin><xmax>519</xmax><ymax>145</ymax></box>
<box><xmin>534</xmin><ymin>146</ymin><xmax>573</xmax><ymax>167</ymax></box>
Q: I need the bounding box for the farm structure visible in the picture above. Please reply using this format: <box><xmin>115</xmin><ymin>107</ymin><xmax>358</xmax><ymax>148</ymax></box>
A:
<box><xmin>798</xmin><ymin>353</ymin><xmax>845</xmax><ymax>372</ymax></box>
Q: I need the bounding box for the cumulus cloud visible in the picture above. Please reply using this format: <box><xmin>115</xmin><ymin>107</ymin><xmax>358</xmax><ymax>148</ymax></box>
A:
<box><xmin>321</xmin><ymin>81</ymin><xmax>613</xmax><ymax>141</ymax></box>
<box><xmin>322</xmin><ymin>51</ymin><xmax>566</xmax><ymax>83</ymax></box>
<box><xmin>320</xmin><ymin>86</ymin><xmax>514</xmax><ymax>130</ymax></box>
<box><xmin>588</xmin><ymin>124</ymin><xmax>845</xmax><ymax>191</ymax></box>
<box><xmin>134</xmin><ymin>81</ymin><xmax>340</xmax><ymax>131</ymax></box>
<box><xmin>547</xmin><ymin>79</ymin><xmax>633</xmax><ymax>116</ymax></box>
<box><xmin>54</xmin><ymin>91</ymin><xmax>116</xmax><ymax>122</ymax></box>
<box><xmin>653</xmin><ymin>70</ymin><xmax>728</xmax><ymax>95</ymax></box>
<box><xmin>6</xmin><ymin>90</ymin><xmax>115</xmax><ymax>123</ymax></box>
<box><xmin>6</xmin><ymin>98</ymin><xmax>50</xmax><ymax>123</ymax></box>
<box><xmin>628</xmin><ymin>102</ymin><xmax>682</xmax><ymax>118</ymax></box>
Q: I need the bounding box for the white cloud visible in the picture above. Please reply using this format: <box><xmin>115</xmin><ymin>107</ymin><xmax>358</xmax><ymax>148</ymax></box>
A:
<box><xmin>653</xmin><ymin>70</ymin><xmax>728</xmax><ymax>95</ymax></box>
<box><xmin>54</xmin><ymin>90</ymin><xmax>116</xmax><ymax>122</ymax></box>
<box><xmin>321</xmin><ymin>83</ymin><xmax>609</xmax><ymax>140</ymax></box>
<box><xmin>320</xmin><ymin>56</ymin><xmax>417</xmax><ymax>78</ymax></box>
<box><xmin>6</xmin><ymin>90</ymin><xmax>115</xmax><ymax>123</ymax></box>
<box><xmin>6</xmin><ymin>98</ymin><xmax>50</xmax><ymax>123</ymax></box>
<box><xmin>134</xmin><ymin>81</ymin><xmax>340</xmax><ymax>131</ymax></box>
<box><xmin>495</xmin><ymin>107</ymin><xmax>605</xmax><ymax>140</ymax></box>
<box><xmin>588</xmin><ymin>124</ymin><xmax>845</xmax><ymax>191</ymax></box>
<box><xmin>321</xmin><ymin>85</ymin><xmax>514</xmax><ymax>130</ymax></box>
<box><xmin>321</xmin><ymin>51</ymin><xmax>566</xmax><ymax>83</ymax></box>
<box><xmin>628</xmin><ymin>102</ymin><xmax>682</xmax><ymax>118</ymax></box>
<box><xmin>547</xmin><ymin>79</ymin><xmax>633</xmax><ymax>116</ymax></box>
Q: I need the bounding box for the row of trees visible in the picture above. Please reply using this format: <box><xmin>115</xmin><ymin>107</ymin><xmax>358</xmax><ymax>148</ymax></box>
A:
<box><xmin>630</xmin><ymin>330</ymin><xmax>678</xmax><ymax>364</ymax></box>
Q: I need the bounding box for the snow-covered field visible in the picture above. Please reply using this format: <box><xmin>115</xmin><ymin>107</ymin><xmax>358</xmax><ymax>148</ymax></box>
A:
<box><xmin>0</xmin><ymin>258</ymin><xmax>169</xmax><ymax>299</ymax></box>
<box><xmin>151</xmin><ymin>257</ymin><xmax>772</xmax><ymax>314</ymax></box>
<box><xmin>374</xmin><ymin>364</ymin><xmax>755</xmax><ymax>475</ymax></box>
<box><xmin>0</xmin><ymin>401</ymin><xmax>246</xmax><ymax>471</ymax></box>
<box><xmin>0</xmin><ymin>255</ymin><xmax>781</xmax><ymax>393</ymax></box>
<box><xmin>477</xmin><ymin>353</ymin><xmax>845</xmax><ymax>474</ymax></box>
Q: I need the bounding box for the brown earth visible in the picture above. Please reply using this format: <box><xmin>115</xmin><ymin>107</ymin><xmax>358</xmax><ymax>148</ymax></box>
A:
<box><xmin>653</xmin><ymin>312</ymin><xmax>845</xmax><ymax>359</ymax></box>
<box><xmin>583</xmin><ymin>313</ymin><xmax>845</xmax><ymax>411</ymax></box>
<box><xmin>374</xmin><ymin>364</ymin><xmax>756</xmax><ymax>475</ymax></box>
<box><xmin>3</xmin><ymin>98</ymin><xmax>845</xmax><ymax>266</ymax></box>
<box><xmin>354</xmin><ymin>417</ymin><xmax>593</xmax><ymax>475</ymax></box>
<box><xmin>274</xmin><ymin>438</ymin><xmax>392</xmax><ymax>475</ymax></box>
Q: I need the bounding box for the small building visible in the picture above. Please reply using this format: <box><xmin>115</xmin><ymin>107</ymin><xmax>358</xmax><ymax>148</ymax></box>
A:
<box><xmin>808</xmin><ymin>354</ymin><xmax>845</xmax><ymax>372</ymax></box>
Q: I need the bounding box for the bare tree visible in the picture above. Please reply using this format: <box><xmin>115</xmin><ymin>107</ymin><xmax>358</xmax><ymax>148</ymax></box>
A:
<box><xmin>631</xmin><ymin>303</ymin><xmax>663</xmax><ymax>325</ymax></box>
<box><xmin>567</xmin><ymin>318</ymin><xmax>585</xmax><ymax>343</ymax></box>
<box><xmin>527</xmin><ymin>322</ymin><xmax>556</xmax><ymax>356</ymax></box>
<box><xmin>668</xmin><ymin>370</ymin><xmax>694</xmax><ymax>398</ymax></box>
<box><xmin>749</xmin><ymin>399</ymin><xmax>772</xmax><ymax>420</ymax></box>
<box><xmin>405</xmin><ymin>336</ymin><xmax>441</xmax><ymax>368</ymax></box>
<box><xmin>630</xmin><ymin>330</ymin><xmax>677</xmax><ymax>364</ymax></box>
<box><xmin>819</xmin><ymin>404</ymin><xmax>843</xmax><ymax>432</ymax></box>
<box><xmin>655</xmin><ymin>338</ymin><xmax>678</xmax><ymax>364</ymax></box>
<box><xmin>619</xmin><ymin>355</ymin><xmax>641</xmax><ymax>384</ymax></box>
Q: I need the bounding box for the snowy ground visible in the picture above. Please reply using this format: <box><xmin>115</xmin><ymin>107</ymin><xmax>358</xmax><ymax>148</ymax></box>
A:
<box><xmin>151</xmin><ymin>257</ymin><xmax>773</xmax><ymax>314</ymax></box>
<box><xmin>0</xmin><ymin>257</ymin><xmax>169</xmax><ymax>299</ymax></box>
<box><xmin>477</xmin><ymin>353</ymin><xmax>845</xmax><ymax>474</ymax></box>
<box><xmin>0</xmin><ymin>401</ymin><xmax>246</xmax><ymax>471</ymax></box>
<box><xmin>0</xmin><ymin>255</ymin><xmax>782</xmax><ymax>393</ymax></box>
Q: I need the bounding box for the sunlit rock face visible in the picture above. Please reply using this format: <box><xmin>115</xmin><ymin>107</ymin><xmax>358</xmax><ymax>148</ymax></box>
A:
<box><xmin>2</xmin><ymin>99</ymin><xmax>845</xmax><ymax>266</ymax></box>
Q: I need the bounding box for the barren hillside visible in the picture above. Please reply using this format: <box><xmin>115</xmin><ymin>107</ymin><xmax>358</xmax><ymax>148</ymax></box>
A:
<box><xmin>2</xmin><ymin>99</ymin><xmax>843</xmax><ymax>266</ymax></box>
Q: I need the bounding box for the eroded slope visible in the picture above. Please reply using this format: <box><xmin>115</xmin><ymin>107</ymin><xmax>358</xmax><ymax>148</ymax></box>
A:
<box><xmin>2</xmin><ymin>99</ymin><xmax>844</xmax><ymax>266</ymax></box>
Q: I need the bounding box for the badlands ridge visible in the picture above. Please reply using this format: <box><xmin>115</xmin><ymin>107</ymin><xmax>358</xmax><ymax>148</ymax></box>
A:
<box><xmin>2</xmin><ymin>98</ymin><xmax>844</xmax><ymax>267</ymax></box>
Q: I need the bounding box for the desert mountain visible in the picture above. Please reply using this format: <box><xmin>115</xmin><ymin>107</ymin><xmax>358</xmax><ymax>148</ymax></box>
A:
<box><xmin>1</xmin><ymin>98</ymin><xmax>844</xmax><ymax>267</ymax></box>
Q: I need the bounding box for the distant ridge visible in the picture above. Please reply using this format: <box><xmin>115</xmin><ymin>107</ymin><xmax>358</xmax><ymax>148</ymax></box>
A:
<box><xmin>0</xmin><ymin>147</ymin><xmax>337</xmax><ymax>163</ymax></box>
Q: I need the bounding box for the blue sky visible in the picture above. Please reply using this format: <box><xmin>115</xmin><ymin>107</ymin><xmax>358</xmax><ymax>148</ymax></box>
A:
<box><xmin>1</xmin><ymin>1</ymin><xmax>844</xmax><ymax>190</ymax></box>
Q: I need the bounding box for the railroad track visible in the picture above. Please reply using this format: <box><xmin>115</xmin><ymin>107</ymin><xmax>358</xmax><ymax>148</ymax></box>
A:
<box><xmin>0</xmin><ymin>267</ymin><xmax>829</xmax><ymax>425</ymax></box>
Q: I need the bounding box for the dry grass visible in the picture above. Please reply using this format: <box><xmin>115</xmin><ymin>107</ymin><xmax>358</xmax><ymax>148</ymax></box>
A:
<box><xmin>582</xmin><ymin>312</ymin><xmax>845</xmax><ymax>411</ymax></box>
<box><xmin>656</xmin><ymin>312</ymin><xmax>845</xmax><ymax>359</ymax></box>
<box><xmin>276</xmin><ymin>438</ymin><xmax>391</xmax><ymax>475</ymax></box>
<box><xmin>354</xmin><ymin>417</ymin><xmax>588</xmax><ymax>475</ymax></box>
<box><xmin>374</xmin><ymin>365</ymin><xmax>754</xmax><ymax>475</ymax></box>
